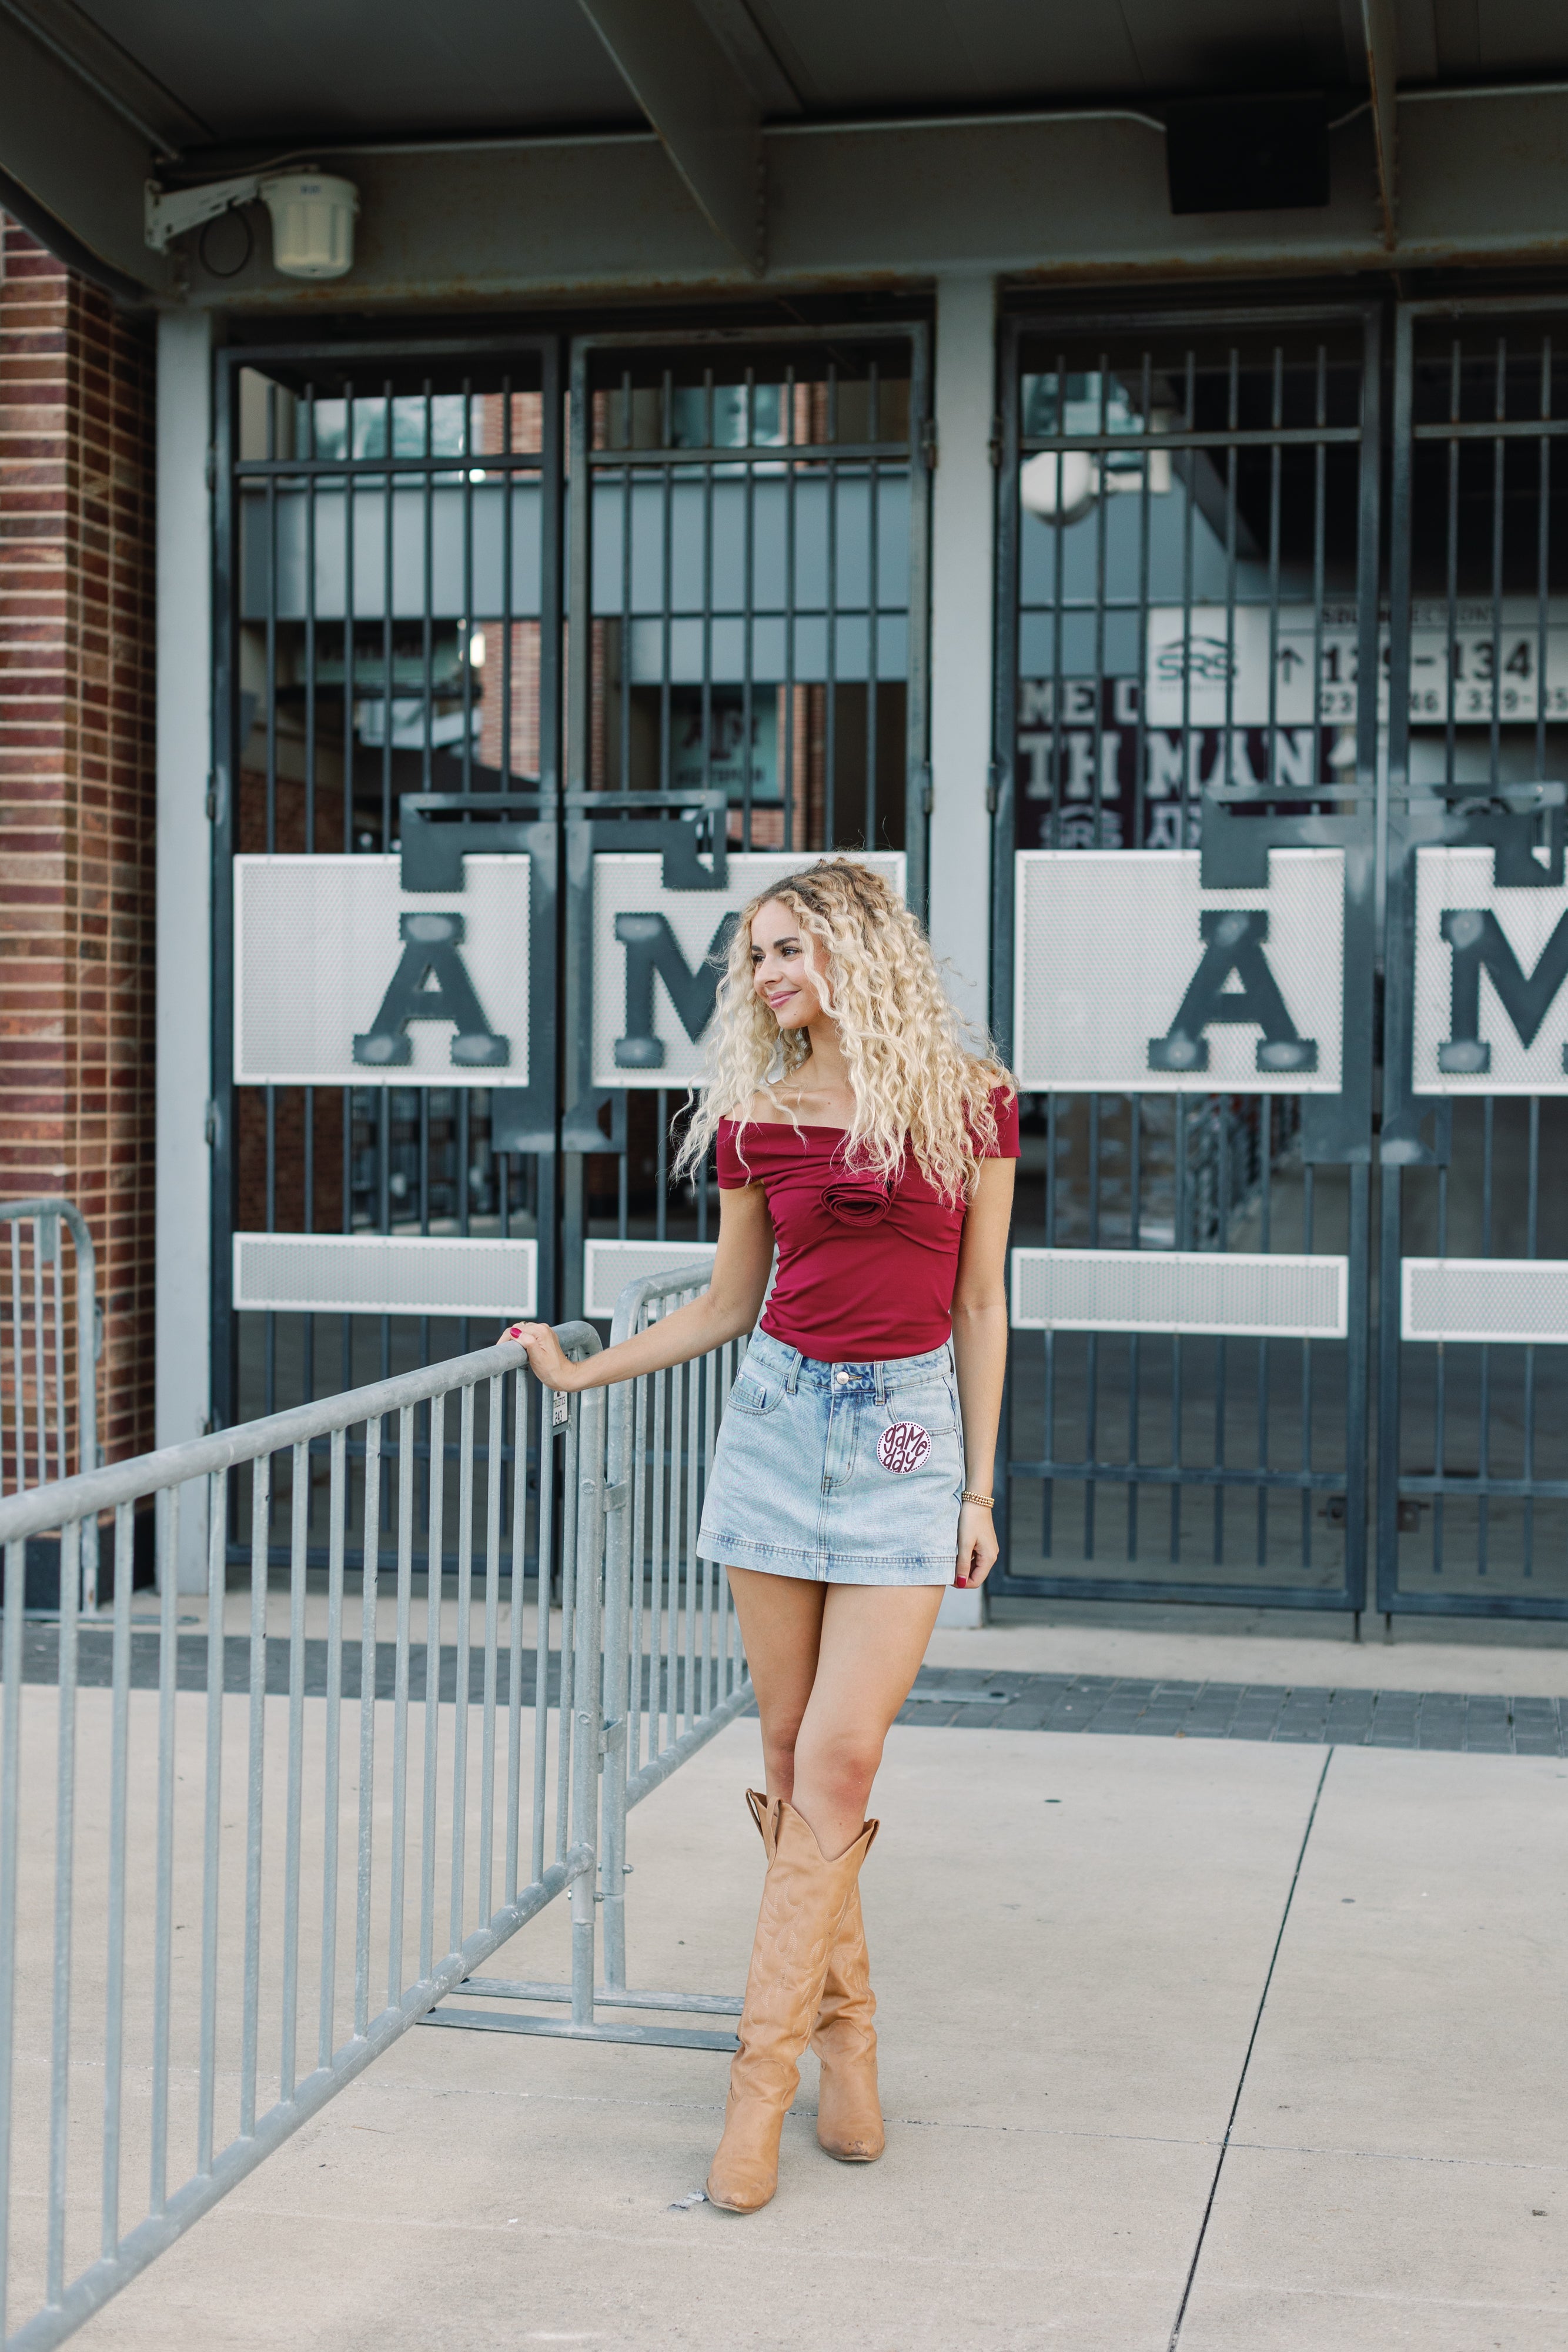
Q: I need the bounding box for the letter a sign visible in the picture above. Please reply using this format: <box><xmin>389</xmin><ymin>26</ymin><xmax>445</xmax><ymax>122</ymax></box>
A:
<box><xmin>1014</xmin><ymin>849</ymin><xmax>1344</xmax><ymax>1093</ymax></box>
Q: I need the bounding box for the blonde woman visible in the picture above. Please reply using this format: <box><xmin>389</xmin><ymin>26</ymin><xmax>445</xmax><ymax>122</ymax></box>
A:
<box><xmin>502</xmin><ymin>858</ymin><xmax>1017</xmax><ymax>2214</ymax></box>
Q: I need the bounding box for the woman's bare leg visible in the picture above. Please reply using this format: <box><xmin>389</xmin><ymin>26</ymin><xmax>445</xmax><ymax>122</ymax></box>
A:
<box><xmin>790</xmin><ymin>1585</ymin><xmax>945</xmax><ymax>1857</ymax></box>
<box><xmin>724</xmin><ymin>1566</ymin><xmax>827</xmax><ymax>1807</ymax></box>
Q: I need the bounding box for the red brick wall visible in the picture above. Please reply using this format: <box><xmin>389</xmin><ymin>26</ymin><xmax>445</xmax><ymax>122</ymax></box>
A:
<box><xmin>0</xmin><ymin>217</ymin><xmax>158</xmax><ymax>1470</ymax></box>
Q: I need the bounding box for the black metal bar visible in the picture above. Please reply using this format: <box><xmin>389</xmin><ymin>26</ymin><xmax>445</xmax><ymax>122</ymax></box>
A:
<box><xmin>784</xmin><ymin>363</ymin><xmax>798</xmax><ymax>853</ymax></box>
<box><xmin>982</xmin><ymin>1570</ymin><xmax>1382</xmax><ymax>1613</ymax></box>
<box><xmin>1010</xmin><ymin>1459</ymin><xmax>1343</xmax><ymax>1491</ymax></box>
<box><xmin>460</xmin><ymin>382</ymin><xmax>476</xmax><ymax>796</ymax></box>
<box><xmin>1015</xmin><ymin>426</ymin><xmax>1363</xmax><ymax>453</ymax></box>
<box><xmin>536</xmin><ymin>336</ymin><xmax>564</xmax><ymax>1324</ymax></box>
<box><xmin>1376</xmin><ymin>303</ymin><xmax>1417</xmax><ymax>1617</ymax></box>
<box><xmin>741</xmin><ymin>368</ymin><xmax>757</xmax><ymax>851</ymax></box>
<box><xmin>1523</xmin><ymin>1094</ymin><xmax>1540</xmax><ymax>1578</ymax></box>
<box><xmin>562</xmin><ymin>338</ymin><xmax>593</xmax><ymax>1321</ymax></box>
<box><xmin>989</xmin><ymin>314</ymin><xmax>1018</xmax><ymax>1066</ymax></box>
<box><xmin>866</xmin><ymin>427</ymin><xmax>880</xmax><ymax>848</ymax></box>
<box><xmin>1084</xmin><ymin>1093</ymin><xmax>1100</xmax><ymax>1558</ymax></box>
<box><xmin>904</xmin><ymin>323</ymin><xmax>932</xmax><ymax>916</ymax></box>
<box><xmin>235</xmin><ymin>452</ymin><xmax>551</xmax><ymax>477</ymax></box>
<box><xmin>824</xmin><ymin>363</ymin><xmax>839</xmax><ymax>850</ymax></box>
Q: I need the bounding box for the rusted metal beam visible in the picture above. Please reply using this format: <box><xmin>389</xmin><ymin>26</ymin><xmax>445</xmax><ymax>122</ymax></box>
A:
<box><xmin>1361</xmin><ymin>0</ymin><xmax>1399</xmax><ymax>248</ymax></box>
<box><xmin>0</xmin><ymin>5</ymin><xmax>170</xmax><ymax>291</ymax></box>
<box><xmin>11</xmin><ymin>81</ymin><xmax>1568</xmax><ymax>311</ymax></box>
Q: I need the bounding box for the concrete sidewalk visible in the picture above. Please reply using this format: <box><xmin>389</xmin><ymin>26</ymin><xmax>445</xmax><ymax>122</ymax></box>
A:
<box><xmin>924</xmin><ymin>1603</ymin><xmax>1568</xmax><ymax>1696</ymax></box>
<box><xmin>71</xmin><ymin>1715</ymin><xmax>1564</xmax><ymax>2352</ymax></box>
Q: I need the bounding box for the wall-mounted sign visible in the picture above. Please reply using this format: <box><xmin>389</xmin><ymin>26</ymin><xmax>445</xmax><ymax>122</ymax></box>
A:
<box><xmin>1015</xmin><ymin>676</ymin><xmax>1338</xmax><ymax>851</ymax></box>
<box><xmin>591</xmin><ymin>850</ymin><xmax>905</xmax><ymax>1090</ymax></box>
<box><xmin>1145</xmin><ymin>600</ymin><xmax>1568</xmax><ymax>729</ymax></box>
<box><xmin>1014</xmin><ymin>848</ymin><xmax>1344</xmax><ymax>1094</ymax></box>
<box><xmin>1413</xmin><ymin>845</ymin><xmax>1568</xmax><ymax>1094</ymax></box>
<box><xmin>233</xmin><ymin>1230</ymin><xmax>537</xmax><ymax>1318</ymax></box>
<box><xmin>235</xmin><ymin>853</ymin><xmax>531</xmax><ymax>1086</ymax></box>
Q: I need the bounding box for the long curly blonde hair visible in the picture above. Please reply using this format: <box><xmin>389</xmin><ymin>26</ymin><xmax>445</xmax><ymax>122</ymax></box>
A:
<box><xmin>674</xmin><ymin>858</ymin><xmax>1014</xmax><ymax>1205</ymax></box>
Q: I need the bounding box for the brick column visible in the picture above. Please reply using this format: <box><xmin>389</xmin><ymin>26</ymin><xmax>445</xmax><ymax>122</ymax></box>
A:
<box><xmin>0</xmin><ymin>216</ymin><xmax>158</xmax><ymax>1472</ymax></box>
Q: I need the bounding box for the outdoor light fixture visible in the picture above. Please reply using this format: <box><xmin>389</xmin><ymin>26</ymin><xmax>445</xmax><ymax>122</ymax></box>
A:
<box><xmin>1019</xmin><ymin>450</ymin><xmax>1100</xmax><ymax>525</ymax></box>
<box><xmin>145</xmin><ymin>171</ymin><xmax>359</xmax><ymax>279</ymax></box>
<box><xmin>1019</xmin><ymin>442</ymin><xmax>1172</xmax><ymax>524</ymax></box>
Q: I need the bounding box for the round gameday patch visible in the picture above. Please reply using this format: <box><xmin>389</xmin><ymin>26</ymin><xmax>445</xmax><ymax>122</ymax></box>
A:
<box><xmin>877</xmin><ymin>1421</ymin><xmax>932</xmax><ymax>1475</ymax></box>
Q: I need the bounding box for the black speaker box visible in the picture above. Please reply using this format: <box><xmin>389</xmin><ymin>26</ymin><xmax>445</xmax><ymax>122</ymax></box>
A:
<box><xmin>1165</xmin><ymin>93</ymin><xmax>1331</xmax><ymax>214</ymax></box>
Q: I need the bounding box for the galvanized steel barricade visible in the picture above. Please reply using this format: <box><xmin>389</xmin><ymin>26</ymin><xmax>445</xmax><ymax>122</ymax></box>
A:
<box><xmin>601</xmin><ymin>1267</ymin><xmax>754</xmax><ymax>1994</ymax></box>
<box><xmin>1</xmin><ymin>1205</ymin><xmax>99</xmax><ymax>1615</ymax></box>
<box><xmin>0</xmin><ymin>1327</ymin><xmax>609</xmax><ymax>2347</ymax></box>
<box><xmin>424</xmin><ymin>1264</ymin><xmax>753</xmax><ymax>2049</ymax></box>
<box><xmin>0</xmin><ymin>1278</ymin><xmax>754</xmax><ymax>2347</ymax></box>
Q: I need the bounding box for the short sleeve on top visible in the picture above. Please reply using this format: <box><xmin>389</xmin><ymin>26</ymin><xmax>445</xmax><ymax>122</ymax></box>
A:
<box><xmin>985</xmin><ymin>1085</ymin><xmax>1021</xmax><ymax>1160</ymax></box>
<box><xmin>715</xmin><ymin>1118</ymin><xmax>753</xmax><ymax>1190</ymax></box>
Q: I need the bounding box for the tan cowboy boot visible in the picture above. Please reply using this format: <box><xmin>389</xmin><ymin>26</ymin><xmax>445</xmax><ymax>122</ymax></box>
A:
<box><xmin>706</xmin><ymin>1799</ymin><xmax>878</xmax><ymax>2214</ymax></box>
<box><xmin>746</xmin><ymin>1788</ymin><xmax>885</xmax><ymax>2162</ymax></box>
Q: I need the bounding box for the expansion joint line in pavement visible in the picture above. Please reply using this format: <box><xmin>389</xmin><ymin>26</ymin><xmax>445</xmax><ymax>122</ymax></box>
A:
<box><xmin>1165</xmin><ymin>1748</ymin><xmax>1335</xmax><ymax>2351</ymax></box>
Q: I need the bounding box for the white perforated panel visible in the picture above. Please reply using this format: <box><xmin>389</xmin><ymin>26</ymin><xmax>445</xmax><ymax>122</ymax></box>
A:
<box><xmin>583</xmin><ymin>1240</ymin><xmax>716</xmax><ymax>1319</ymax></box>
<box><xmin>590</xmin><ymin>853</ymin><xmax>905</xmax><ymax>1090</ymax></box>
<box><xmin>1412</xmin><ymin>847</ymin><xmax>1568</xmax><ymax>1095</ymax></box>
<box><xmin>1010</xmin><ymin>1248</ymin><xmax>1348</xmax><ymax>1338</ymax></box>
<box><xmin>1402</xmin><ymin>1258</ymin><xmax>1568</xmax><ymax>1344</ymax></box>
<box><xmin>1014</xmin><ymin>849</ymin><xmax>1343</xmax><ymax>1094</ymax></box>
<box><xmin>235</xmin><ymin>856</ymin><xmax>531</xmax><ymax>1086</ymax></box>
<box><xmin>233</xmin><ymin>1232</ymin><xmax>536</xmax><ymax>1318</ymax></box>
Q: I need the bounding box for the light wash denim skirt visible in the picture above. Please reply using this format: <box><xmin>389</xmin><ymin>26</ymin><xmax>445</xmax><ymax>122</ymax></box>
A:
<box><xmin>695</xmin><ymin>1329</ymin><xmax>963</xmax><ymax>1586</ymax></box>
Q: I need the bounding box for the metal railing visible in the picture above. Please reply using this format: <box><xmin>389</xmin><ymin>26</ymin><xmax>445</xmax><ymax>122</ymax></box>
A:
<box><xmin>1</xmin><ymin>1205</ymin><xmax>99</xmax><ymax>1612</ymax></box>
<box><xmin>422</xmin><ymin>1264</ymin><xmax>753</xmax><ymax>2046</ymax></box>
<box><xmin>0</xmin><ymin>1277</ymin><xmax>751</xmax><ymax>2348</ymax></box>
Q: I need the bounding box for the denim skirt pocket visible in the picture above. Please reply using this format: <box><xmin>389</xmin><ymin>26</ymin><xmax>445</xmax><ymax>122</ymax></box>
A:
<box><xmin>878</xmin><ymin>1371</ymin><xmax>959</xmax><ymax>1440</ymax></box>
<box><xmin>726</xmin><ymin>1368</ymin><xmax>784</xmax><ymax>1417</ymax></box>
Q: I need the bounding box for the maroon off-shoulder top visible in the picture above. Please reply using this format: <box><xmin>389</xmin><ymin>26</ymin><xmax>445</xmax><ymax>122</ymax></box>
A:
<box><xmin>715</xmin><ymin>1085</ymin><xmax>1018</xmax><ymax>1361</ymax></box>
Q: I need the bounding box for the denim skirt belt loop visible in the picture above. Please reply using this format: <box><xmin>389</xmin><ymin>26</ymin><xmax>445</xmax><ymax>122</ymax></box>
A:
<box><xmin>695</xmin><ymin>1329</ymin><xmax>964</xmax><ymax>1586</ymax></box>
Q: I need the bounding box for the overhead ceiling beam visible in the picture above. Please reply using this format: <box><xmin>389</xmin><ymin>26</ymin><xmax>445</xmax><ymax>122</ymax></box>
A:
<box><xmin>0</xmin><ymin>0</ymin><xmax>212</xmax><ymax>155</ymax></box>
<box><xmin>688</xmin><ymin>0</ymin><xmax>801</xmax><ymax>116</ymax></box>
<box><xmin>575</xmin><ymin>0</ymin><xmax>764</xmax><ymax>272</ymax></box>
<box><xmin>150</xmin><ymin>89</ymin><xmax>1568</xmax><ymax>310</ymax></box>
<box><xmin>1360</xmin><ymin>0</ymin><xmax>1399</xmax><ymax>247</ymax></box>
<box><xmin>0</xmin><ymin>8</ymin><xmax>170</xmax><ymax>292</ymax></box>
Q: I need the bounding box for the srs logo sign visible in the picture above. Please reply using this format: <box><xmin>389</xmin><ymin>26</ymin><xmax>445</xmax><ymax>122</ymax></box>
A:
<box><xmin>1013</xmin><ymin>848</ymin><xmax>1345</xmax><ymax>1095</ymax></box>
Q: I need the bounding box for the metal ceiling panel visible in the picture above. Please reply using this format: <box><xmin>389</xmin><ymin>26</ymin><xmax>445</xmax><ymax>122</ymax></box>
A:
<box><xmin>1116</xmin><ymin>0</ymin><xmax>1350</xmax><ymax>91</ymax></box>
<box><xmin>70</xmin><ymin>0</ymin><xmax>644</xmax><ymax>142</ymax></box>
<box><xmin>1429</xmin><ymin>0</ymin><xmax>1568</xmax><ymax>73</ymax></box>
<box><xmin>1430</xmin><ymin>0</ymin><xmax>1481</xmax><ymax>69</ymax></box>
<box><xmin>747</xmin><ymin>0</ymin><xmax>1142</xmax><ymax>107</ymax></box>
<box><xmin>44</xmin><ymin>0</ymin><xmax>1568</xmax><ymax>165</ymax></box>
<box><xmin>1466</xmin><ymin>0</ymin><xmax>1568</xmax><ymax>72</ymax></box>
<box><xmin>747</xmin><ymin>0</ymin><xmax>1351</xmax><ymax>109</ymax></box>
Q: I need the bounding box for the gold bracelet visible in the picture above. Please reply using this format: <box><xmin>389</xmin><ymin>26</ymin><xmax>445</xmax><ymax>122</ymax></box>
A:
<box><xmin>961</xmin><ymin>1489</ymin><xmax>994</xmax><ymax>1508</ymax></box>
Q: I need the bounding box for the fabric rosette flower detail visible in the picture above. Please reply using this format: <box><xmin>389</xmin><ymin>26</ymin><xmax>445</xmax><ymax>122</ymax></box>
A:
<box><xmin>819</xmin><ymin>1168</ymin><xmax>895</xmax><ymax>1227</ymax></box>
